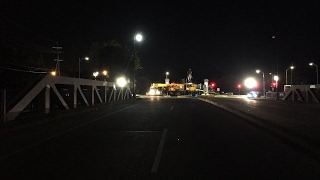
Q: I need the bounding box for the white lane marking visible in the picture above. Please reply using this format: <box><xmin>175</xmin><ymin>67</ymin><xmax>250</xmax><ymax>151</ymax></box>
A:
<box><xmin>170</xmin><ymin>106</ymin><xmax>174</xmax><ymax>110</ymax></box>
<box><xmin>151</xmin><ymin>128</ymin><xmax>168</xmax><ymax>173</ymax></box>
<box><xmin>120</xmin><ymin>131</ymin><xmax>161</xmax><ymax>133</ymax></box>
<box><xmin>0</xmin><ymin>103</ymin><xmax>142</xmax><ymax>162</ymax></box>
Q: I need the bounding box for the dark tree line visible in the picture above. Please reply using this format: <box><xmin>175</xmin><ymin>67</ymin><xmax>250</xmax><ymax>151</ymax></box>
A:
<box><xmin>88</xmin><ymin>39</ymin><xmax>142</xmax><ymax>81</ymax></box>
<box><xmin>0</xmin><ymin>44</ymin><xmax>46</xmax><ymax>90</ymax></box>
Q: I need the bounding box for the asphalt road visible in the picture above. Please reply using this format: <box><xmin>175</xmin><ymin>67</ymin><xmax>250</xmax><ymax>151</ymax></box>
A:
<box><xmin>0</xmin><ymin>97</ymin><xmax>319</xmax><ymax>179</ymax></box>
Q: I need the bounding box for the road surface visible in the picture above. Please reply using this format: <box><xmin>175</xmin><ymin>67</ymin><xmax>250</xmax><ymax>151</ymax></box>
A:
<box><xmin>0</xmin><ymin>97</ymin><xmax>319</xmax><ymax>179</ymax></box>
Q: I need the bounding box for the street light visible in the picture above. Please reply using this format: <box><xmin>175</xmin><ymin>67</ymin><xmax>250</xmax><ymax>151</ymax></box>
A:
<box><xmin>285</xmin><ymin>68</ymin><xmax>289</xmax><ymax>85</ymax></box>
<box><xmin>309</xmin><ymin>62</ymin><xmax>318</xmax><ymax>84</ymax></box>
<box><xmin>93</xmin><ymin>71</ymin><xmax>99</xmax><ymax>80</ymax></box>
<box><xmin>116</xmin><ymin>77</ymin><xmax>127</xmax><ymax>87</ymax></box>
<box><xmin>165</xmin><ymin>72</ymin><xmax>169</xmax><ymax>84</ymax></box>
<box><xmin>274</xmin><ymin>75</ymin><xmax>279</xmax><ymax>84</ymax></box>
<box><xmin>132</xmin><ymin>33</ymin><xmax>143</xmax><ymax>97</ymax></box>
<box><xmin>102</xmin><ymin>70</ymin><xmax>108</xmax><ymax>82</ymax></box>
<box><xmin>256</xmin><ymin>70</ymin><xmax>265</xmax><ymax>98</ymax></box>
<box><xmin>269</xmin><ymin>73</ymin><xmax>273</xmax><ymax>91</ymax></box>
<box><xmin>79</xmin><ymin>57</ymin><xmax>89</xmax><ymax>78</ymax></box>
<box><xmin>274</xmin><ymin>75</ymin><xmax>279</xmax><ymax>100</ymax></box>
<box><xmin>244</xmin><ymin>78</ymin><xmax>257</xmax><ymax>89</ymax></box>
<box><xmin>51</xmin><ymin>71</ymin><xmax>56</xmax><ymax>76</ymax></box>
<box><xmin>290</xmin><ymin>65</ymin><xmax>294</xmax><ymax>85</ymax></box>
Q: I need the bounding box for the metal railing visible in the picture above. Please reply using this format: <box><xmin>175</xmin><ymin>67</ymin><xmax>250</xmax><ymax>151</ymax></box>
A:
<box><xmin>282</xmin><ymin>84</ymin><xmax>320</xmax><ymax>103</ymax></box>
<box><xmin>1</xmin><ymin>75</ymin><xmax>132</xmax><ymax>123</ymax></box>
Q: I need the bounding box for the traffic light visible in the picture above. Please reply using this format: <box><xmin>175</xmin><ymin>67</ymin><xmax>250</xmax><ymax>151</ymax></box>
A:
<box><xmin>272</xmin><ymin>82</ymin><xmax>276</xmax><ymax>87</ymax></box>
<box><xmin>211</xmin><ymin>83</ymin><xmax>215</xmax><ymax>87</ymax></box>
<box><xmin>237</xmin><ymin>84</ymin><xmax>242</xmax><ymax>88</ymax></box>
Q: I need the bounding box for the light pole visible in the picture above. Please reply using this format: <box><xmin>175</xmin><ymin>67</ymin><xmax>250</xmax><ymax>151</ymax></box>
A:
<box><xmin>132</xmin><ymin>34</ymin><xmax>143</xmax><ymax>97</ymax></box>
<box><xmin>102</xmin><ymin>70</ymin><xmax>108</xmax><ymax>81</ymax></box>
<box><xmin>290</xmin><ymin>64</ymin><xmax>294</xmax><ymax>85</ymax></box>
<box><xmin>165</xmin><ymin>72</ymin><xmax>169</xmax><ymax>84</ymax></box>
<box><xmin>309</xmin><ymin>63</ymin><xmax>318</xmax><ymax>84</ymax></box>
<box><xmin>272</xmin><ymin>35</ymin><xmax>279</xmax><ymax>76</ymax></box>
<box><xmin>79</xmin><ymin>57</ymin><xmax>89</xmax><ymax>78</ymax></box>
<box><xmin>274</xmin><ymin>75</ymin><xmax>279</xmax><ymax>100</ymax></box>
<box><xmin>285</xmin><ymin>69</ymin><xmax>289</xmax><ymax>85</ymax></box>
<box><xmin>269</xmin><ymin>73</ymin><xmax>273</xmax><ymax>91</ymax></box>
<box><xmin>256</xmin><ymin>70</ymin><xmax>265</xmax><ymax>98</ymax></box>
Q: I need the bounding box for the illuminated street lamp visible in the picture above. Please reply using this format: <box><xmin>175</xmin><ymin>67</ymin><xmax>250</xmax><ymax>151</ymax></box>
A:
<box><xmin>102</xmin><ymin>70</ymin><xmax>109</xmax><ymax>78</ymax></box>
<box><xmin>116</xmin><ymin>77</ymin><xmax>127</xmax><ymax>87</ymax></box>
<box><xmin>274</xmin><ymin>75</ymin><xmax>279</xmax><ymax>100</ymax></box>
<box><xmin>290</xmin><ymin>65</ymin><xmax>294</xmax><ymax>85</ymax></box>
<box><xmin>309</xmin><ymin>62</ymin><xmax>318</xmax><ymax>84</ymax></box>
<box><xmin>93</xmin><ymin>71</ymin><xmax>99</xmax><ymax>80</ymax></box>
<box><xmin>244</xmin><ymin>78</ymin><xmax>257</xmax><ymax>89</ymax></box>
<box><xmin>102</xmin><ymin>70</ymin><xmax>108</xmax><ymax>82</ymax></box>
<box><xmin>51</xmin><ymin>71</ymin><xmax>56</xmax><ymax>76</ymax></box>
<box><xmin>256</xmin><ymin>69</ymin><xmax>265</xmax><ymax>98</ymax></box>
<box><xmin>165</xmin><ymin>72</ymin><xmax>169</xmax><ymax>84</ymax></box>
<box><xmin>132</xmin><ymin>33</ymin><xmax>143</xmax><ymax>97</ymax></box>
<box><xmin>79</xmin><ymin>57</ymin><xmax>89</xmax><ymax>78</ymax></box>
<box><xmin>135</xmin><ymin>34</ymin><xmax>143</xmax><ymax>42</ymax></box>
<box><xmin>274</xmin><ymin>75</ymin><xmax>279</xmax><ymax>86</ymax></box>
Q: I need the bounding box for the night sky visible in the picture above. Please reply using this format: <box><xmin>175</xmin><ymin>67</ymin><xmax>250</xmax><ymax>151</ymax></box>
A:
<box><xmin>1</xmin><ymin>0</ymin><xmax>320</xmax><ymax>93</ymax></box>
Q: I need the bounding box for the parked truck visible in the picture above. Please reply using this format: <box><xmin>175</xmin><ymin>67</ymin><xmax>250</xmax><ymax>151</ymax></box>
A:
<box><xmin>167</xmin><ymin>83</ymin><xmax>202</xmax><ymax>96</ymax></box>
<box><xmin>147</xmin><ymin>69</ymin><xmax>203</xmax><ymax>96</ymax></box>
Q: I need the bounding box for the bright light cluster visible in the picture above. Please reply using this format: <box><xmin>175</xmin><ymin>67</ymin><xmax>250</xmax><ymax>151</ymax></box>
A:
<box><xmin>244</xmin><ymin>78</ymin><xmax>257</xmax><ymax>88</ymax></box>
<box><xmin>135</xmin><ymin>34</ymin><xmax>143</xmax><ymax>42</ymax></box>
<box><xmin>149</xmin><ymin>89</ymin><xmax>160</xmax><ymax>95</ymax></box>
<box><xmin>116</xmin><ymin>77</ymin><xmax>127</xmax><ymax>87</ymax></box>
<box><xmin>247</xmin><ymin>92</ymin><xmax>258</xmax><ymax>98</ymax></box>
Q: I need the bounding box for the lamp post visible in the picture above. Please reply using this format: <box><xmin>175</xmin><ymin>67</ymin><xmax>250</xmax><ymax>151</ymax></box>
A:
<box><xmin>269</xmin><ymin>73</ymin><xmax>273</xmax><ymax>91</ymax></box>
<box><xmin>290</xmin><ymin>65</ymin><xmax>294</xmax><ymax>85</ymax></box>
<box><xmin>102</xmin><ymin>70</ymin><xmax>108</xmax><ymax>76</ymax></box>
<box><xmin>274</xmin><ymin>75</ymin><xmax>279</xmax><ymax>100</ymax></box>
<box><xmin>79</xmin><ymin>57</ymin><xmax>89</xmax><ymax>78</ymax></box>
<box><xmin>272</xmin><ymin>35</ymin><xmax>279</xmax><ymax>77</ymax></box>
<box><xmin>256</xmin><ymin>70</ymin><xmax>265</xmax><ymax>98</ymax></box>
<box><xmin>165</xmin><ymin>72</ymin><xmax>170</xmax><ymax>84</ymax></box>
<box><xmin>309</xmin><ymin>63</ymin><xmax>318</xmax><ymax>84</ymax></box>
<box><xmin>102</xmin><ymin>70</ymin><xmax>108</xmax><ymax>81</ymax></box>
<box><xmin>285</xmin><ymin>69</ymin><xmax>289</xmax><ymax>85</ymax></box>
<box><xmin>132</xmin><ymin>34</ymin><xmax>143</xmax><ymax>97</ymax></box>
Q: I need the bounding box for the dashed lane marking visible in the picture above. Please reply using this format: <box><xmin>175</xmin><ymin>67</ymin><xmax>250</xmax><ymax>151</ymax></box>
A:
<box><xmin>151</xmin><ymin>128</ymin><xmax>168</xmax><ymax>173</ymax></box>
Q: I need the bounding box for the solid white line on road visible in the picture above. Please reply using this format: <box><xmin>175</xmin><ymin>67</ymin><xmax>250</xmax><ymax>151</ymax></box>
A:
<box><xmin>121</xmin><ymin>131</ymin><xmax>162</xmax><ymax>133</ymax></box>
<box><xmin>151</xmin><ymin>128</ymin><xmax>168</xmax><ymax>173</ymax></box>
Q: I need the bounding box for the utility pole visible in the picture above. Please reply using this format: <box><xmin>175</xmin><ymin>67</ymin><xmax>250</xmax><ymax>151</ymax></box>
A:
<box><xmin>52</xmin><ymin>42</ymin><xmax>63</xmax><ymax>76</ymax></box>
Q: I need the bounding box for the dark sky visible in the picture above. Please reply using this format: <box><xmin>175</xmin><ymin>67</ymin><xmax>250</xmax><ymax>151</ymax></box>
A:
<box><xmin>1</xmin><ymin>0</ymin><xmax>320</xmax><ymax>92</ymax></box>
